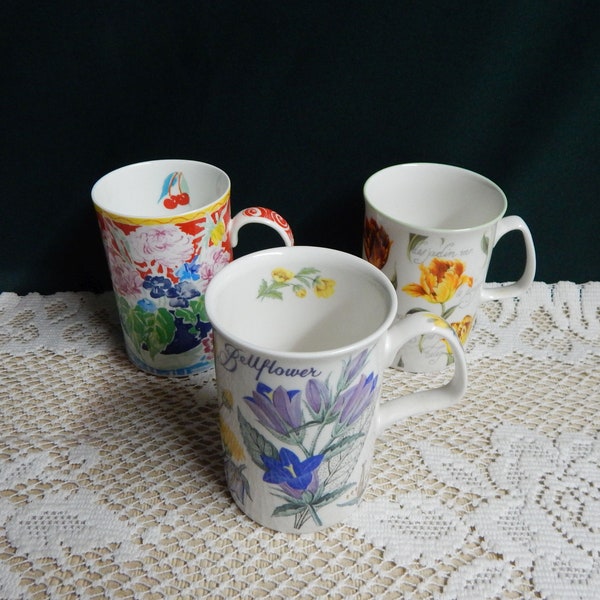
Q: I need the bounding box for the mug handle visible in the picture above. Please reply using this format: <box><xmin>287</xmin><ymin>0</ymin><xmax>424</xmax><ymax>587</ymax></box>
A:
<box><xmin>376</xmin><ymin>312</ymin><xmax>468</xmax><ymax>434</ymax></box>
<box><xmin>229</xmin><ymin>207</ymin><xmax>294</xmax><ymax>247</ymax></box>
<box><xmin>480</xmin><ymin>215</ymin><xmax>536</xmax><ymax>301</ymax></box>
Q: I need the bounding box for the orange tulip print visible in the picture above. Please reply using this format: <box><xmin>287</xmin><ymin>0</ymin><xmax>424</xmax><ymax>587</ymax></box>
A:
<box><xmin>403</xmin><ymin>257</ymin><xmax>474</xmax><ymax>364</ymax></box>
<box><xmin>402</xmin><ymin>258</ymin><xmax>473</xmax><ymax>306</ymax></box>
<box><xmin>363</xmin><ymin>217</ymin><xmax>393</xmax><ymax>269</ymax></box>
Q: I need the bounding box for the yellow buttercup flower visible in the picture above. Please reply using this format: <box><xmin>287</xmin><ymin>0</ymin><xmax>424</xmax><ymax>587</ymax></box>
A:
<box><xmin>294</xmin><ymin>286</ymin><xmax>307</xmax><ymax>298</ymax></box>
<box><xmin>402</xmin><ymin>258</ymin><xmax>473</xmax><ymax>305</ymax></box>
<box><xmin>210</xmin><ymin>220</ymin><xmax>226</xmax><ymax>245</ymax></box>
<box><xmin>219</xmin><ymin>416</ymin><xmax>245</xmax><ymax>462</ymax></box>
<box><xmin>272</xmin><ymin>267</ymin><xmax>294</xmax><ymax>283</ymax></box>
<box><xmin>314</xmin><ymin>278</ymin><xmax>336</xmax><ymax>298</ymax></box>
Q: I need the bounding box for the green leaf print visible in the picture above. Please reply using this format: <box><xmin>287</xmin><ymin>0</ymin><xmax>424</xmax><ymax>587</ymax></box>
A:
<box><xmin>122</xmin><ymin>304</ymin><xmax>176</xmax><ymax>358</ymax></box>
<box><xmin>175</xmin><ymin>297</ymin><xmax>209</xmax><ymax>334</ymax></box>
<box><xmin>257</xmin><ymin>279</ymin><xmax>286</xmax><ymax>300</ymax></box>
<box><xmin>321</xmin><ymin>433</ymin><xmax>364</xmax><ymax>461</ymax></box>
<box><xmin>407</xmin><ymin>233</ymin><xmax>428</xmax><ymax>260</ymax></box>
<box><xmin>481</xmin><ymin>234</ymin><xmax>490</xmax><ymax>256</ymax></box>
<box><xmin>144</xmin><ymin>308</ymin><xmax>177</xmax><ymax>357</ymax></box>
<box><xmin>238</xmin><ymin>408</ymin><xmax>279</xmax><ymax>469</ymax></box>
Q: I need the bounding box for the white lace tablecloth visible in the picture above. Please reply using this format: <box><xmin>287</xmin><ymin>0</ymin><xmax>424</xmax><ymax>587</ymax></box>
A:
<box><xmin>1</xmin><ymin>282</ymin><xmax>599</xmax><ymax>599</ymax></box>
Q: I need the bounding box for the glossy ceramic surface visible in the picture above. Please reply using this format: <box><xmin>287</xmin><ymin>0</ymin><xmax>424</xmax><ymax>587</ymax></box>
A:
<box><xmin>206</xmin><ymin>246</ymin><xmax>467</xmax><ymax>533</ymax></box>
<box><xmin>364</xmin><ymin>163</ymin><xmax>536</xmax><ymax>373</ymax></box>
<box><xmin>92</xmin><ymin>160</ymin><xmax>293</xmax><ymax>376</ymax></box>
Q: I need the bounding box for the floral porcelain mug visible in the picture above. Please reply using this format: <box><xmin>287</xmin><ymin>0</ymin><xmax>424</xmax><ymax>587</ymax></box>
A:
<box><xmin>92</xmin><ymin>159</ymin><xmax>294</xmax><ymax>376</ymax></box>
<box><xmin>205</xmin><ymin>246</ymin><xmax>468</xmax><ymax>533</ymax></box>
<box><xmin>363</xmin><ymin>163</ymin><xmax>536</xmax><ymax>372</ymax></box>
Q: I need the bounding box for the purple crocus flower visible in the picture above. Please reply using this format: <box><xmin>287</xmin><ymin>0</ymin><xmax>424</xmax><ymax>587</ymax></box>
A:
<box><xmin>335</xmin><ymin>372</ymin><xmax>379</xmax><ymax>426</ymax></box>
<box><xmin>245</xmin><ymin>383</ymin><xmax>303</xmax><ymax>435</ymax></box>
<box><xmin>261</xmin><ymin>448</ymin><xmax>323</xmax><ymax>493</ymax></box>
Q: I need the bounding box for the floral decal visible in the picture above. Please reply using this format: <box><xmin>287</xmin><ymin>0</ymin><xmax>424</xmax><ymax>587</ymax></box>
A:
<box><xmin>219</xmin><ymin>389</ymin><xmax>252</xmax><ymax>505</ymax></box>
<box><xmin>96</xmin><ymin>175</ymin><xmax>232</xmax><ymax>371</ymax></box>
<box><xmin>402</xmin><ymin>250</ymin><xmax>474</xmax><ymax>363</ymax></box>
<box><xmin>257</xmin><ymin>267</ymin><xmax>336</xmax><ymax>300</ymax></box>
<box><xmin>363</xmin><ymin>217</ymin><xmax>393</xmax><ymax>269</ymax></box>
<box><xmin>230</xmin><ymin>349</ymin><xmax>378</xmax><ymax>530</ymax></box>
<box><xmin>402</xmin><ymin>257</ymin><xmax>473</xmax><ymax>308</ymax></box>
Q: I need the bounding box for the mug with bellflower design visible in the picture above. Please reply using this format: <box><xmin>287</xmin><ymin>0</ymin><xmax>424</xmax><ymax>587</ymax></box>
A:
<box><xmin>92</xmin><ymin>159</ymin><xmax>294</xmax><ymax>376</ymax></box>
<box><xmin>363</xmin><ymin>163</ymin><xmax>536</xmax><ymax>373</ymax></box>
<box><xmin>205</xmin><ymin>246</ymin><xmax>468</xmax><ymax>533</ymax></box>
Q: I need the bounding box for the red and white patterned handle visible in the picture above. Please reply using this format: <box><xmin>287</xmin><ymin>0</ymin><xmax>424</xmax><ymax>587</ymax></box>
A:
<box><xmin>229</xmin><ymin>206</ymin><xmax>294</xmax><ymax>248</ymax></box>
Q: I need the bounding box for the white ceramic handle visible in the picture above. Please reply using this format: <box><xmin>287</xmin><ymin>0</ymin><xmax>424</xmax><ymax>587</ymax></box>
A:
<box><xmin>376</xmin><ymin>312</ymin><xmax>468</xmax><ymax>434</ymax></box>
<box><xmin>229</xmin><ymin>207</ymin><xmax>294</xmax><ymax>247</ymax></box>
<box><xmin>481</xmin><ymin>215</ymin><xmax>536</xmax><ymax>301</ymax></box>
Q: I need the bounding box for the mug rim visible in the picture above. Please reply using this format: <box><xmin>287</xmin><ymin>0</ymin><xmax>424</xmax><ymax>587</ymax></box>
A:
<box><xmin>205</xmin><ymin>246</ymin><xmax>399</xmax><ymax>361</ymax></box>
<box><xmin>363</xmin><ymin>162</ymin><xmax>508</xmax><ymax>234</ymax></box>
<box><xmin>91</xmin><ymin>159</ymin><xmax>231</xmax><ymax>224</ymax></box>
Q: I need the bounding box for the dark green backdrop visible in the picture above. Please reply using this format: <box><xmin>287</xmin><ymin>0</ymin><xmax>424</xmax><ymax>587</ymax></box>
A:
<box><xmin>2</xmin><ymin>1</ymin><xmax>599</xmax><ymax>293</ymax></box>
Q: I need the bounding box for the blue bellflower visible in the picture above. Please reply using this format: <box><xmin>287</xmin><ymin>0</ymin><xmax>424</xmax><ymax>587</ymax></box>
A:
<box><xmin>261</xmin><ymin>448</ymin><xmax>323</xmax><ymax>491</ymax></box>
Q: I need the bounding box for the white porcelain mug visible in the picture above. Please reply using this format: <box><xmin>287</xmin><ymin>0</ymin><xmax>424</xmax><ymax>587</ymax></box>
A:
<box><xmin>363</xmin><ymin>163</ymin><xmax>536</xmax><ymax>372</ymax></box>
<box><xmin>92</xmin><ymin>159</ymin><xmax>294</xmax><ymax>376</ymax></box>
<box><xmin>205</xmin><ymin>246</ymin><xmax>468</xmax><ymax>533</ymax></box>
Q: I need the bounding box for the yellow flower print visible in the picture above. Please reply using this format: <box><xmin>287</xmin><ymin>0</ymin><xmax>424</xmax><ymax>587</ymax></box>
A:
<box><xmin>220</xmin><ymin>415</ymin><xmax>245</xmax><ymax>462</ymax></box>
<box><xmin>441</xmin><ymin>314</ymin><xmax>474</xmax><ymax>355</ymax></box>
<box><xmin>428</xmin><ymin>314</ymin><xmax>451</xmax><ymax>329</ymax></box>
<box><xmin>210</xmin><ymin>220</ymin><xmax>226</xmax><ymax>246</ymax></box>
<box><xmin>451</xmin><ymin>314</ymin><xmax>474</xmax><ymax>345</ymax></box>
<box><xmin>402</xmin><ymin>258</ymin><xmax>473</xmax><ymax>305</ymax></box>
<box><xmin>314</xmin><ymin>278</ymin><xmax>336</xmax><ymax>298</ymax></box>
<box><xmin>258</xmin><ymin>266</ymin><xmax>336</xmax><ymax>301</ymax></box>
<box><xmin>272</xmin><ymin>267</ymin><xmax>295</xmax><ymax>283</ymax></box>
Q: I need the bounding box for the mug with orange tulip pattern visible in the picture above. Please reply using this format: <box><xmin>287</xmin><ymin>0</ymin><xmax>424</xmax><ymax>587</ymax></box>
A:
<box><xmin>363</xmin><ymin>163</ymin><xmax>536</xmax><ymax>372</ymax></box>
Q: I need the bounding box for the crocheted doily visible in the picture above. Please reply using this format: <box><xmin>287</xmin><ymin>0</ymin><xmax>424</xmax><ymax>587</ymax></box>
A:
<box><xmin>0</xmin><ymin>282</ymin><xmax>599</xmax><ymax>598</ymax></box>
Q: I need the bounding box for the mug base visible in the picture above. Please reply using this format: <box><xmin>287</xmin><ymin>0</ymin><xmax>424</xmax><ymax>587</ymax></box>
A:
<box><xmin>125</xmin><ymin>346</ymin><xmax>213</xmax><ymax>377</ymax></box>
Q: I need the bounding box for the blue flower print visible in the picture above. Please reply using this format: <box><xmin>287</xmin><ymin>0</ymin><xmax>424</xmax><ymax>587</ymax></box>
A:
<box><xmin>136</xmin><ymin>298</ymin><xmax>157</xmax><ymax>312</ymax></box>
<box><xmin>143</xmin><ymin>275</ymin><xmax>173</xmax><ymax>299</ymax></box>
<box><xmin>166</xmin><ymin>280</ymin><xmax>201</xmax><ymax>308</ymax></box>
<box><xmin>261</xmin><ymin>448</ymin><xmax>323</xmax><ymax>491</ymax></box>
<box><xmin>235</xmin><ymin>349</ymin><xmax>377</xmax><ymax>530</ymax></box>
<box><xmin>176</xmin><ymin>259</ymin><xmax>201</xmax><ymax>282</ymax></box>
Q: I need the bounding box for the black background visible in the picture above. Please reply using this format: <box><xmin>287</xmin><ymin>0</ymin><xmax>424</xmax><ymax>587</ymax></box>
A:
<box><xmin>2</xmin><ymin>1</ymin><xmax>599</xmax><ymax>294</ymax></box>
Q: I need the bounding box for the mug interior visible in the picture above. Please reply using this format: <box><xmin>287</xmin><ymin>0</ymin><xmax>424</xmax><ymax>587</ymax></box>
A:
<box><xmin>205</xmin><ymin>247</ymin><xmax>396</xmax><ymax>355</ymax></box>
<box><xmin>364</xmin><ymin>163</ymin><xmax>507</xmax><ymax>231</ymax></box>
<box><xmin>91</xmin><ymin>159</ymin><xmax>230</xmax><ymax>219</ymax></box>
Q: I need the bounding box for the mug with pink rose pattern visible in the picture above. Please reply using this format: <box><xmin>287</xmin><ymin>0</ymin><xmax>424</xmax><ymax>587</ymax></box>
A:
<box><xmin>92</xmin><ymin>159</ymin><xmax>294</xmax><ymax>376</ymax></box>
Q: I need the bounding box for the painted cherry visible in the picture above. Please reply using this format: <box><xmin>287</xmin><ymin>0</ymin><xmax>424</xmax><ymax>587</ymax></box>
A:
<box><xmin>163</xmin><ymin>196</ymin><xmax>178</xmax><ymax>209</ymax></box>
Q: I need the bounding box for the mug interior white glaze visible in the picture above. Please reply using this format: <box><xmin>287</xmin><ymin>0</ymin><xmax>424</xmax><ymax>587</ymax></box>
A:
<box><xmin>206</xmin><ymin>246</ymin><xmax>395</xmax><ymax>355</ymax></box>
<box><xmin>363</xmin><ymin>163</ymin><xmax>507</xmax><ymax>233</ymax></box>
<box><xmin>92</xmin><ymin>159</ymin><xmax>230</xmax><ymax>219</ymax></box>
